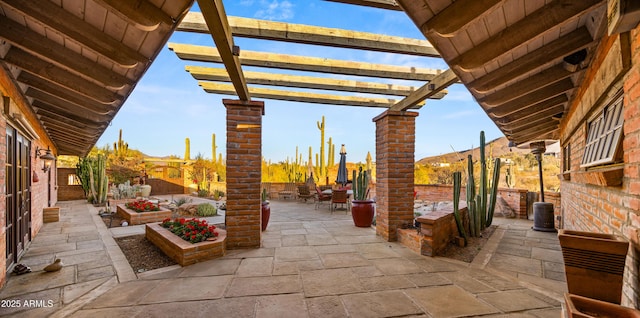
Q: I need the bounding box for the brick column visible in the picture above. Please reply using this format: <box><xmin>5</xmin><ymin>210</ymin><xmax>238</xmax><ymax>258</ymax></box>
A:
<box><xmin>224</xmin><ymin>99</ymin><xmax>264</xmax><ymax>249</ymax></box>
<box><xmin>373</xmin><ymin>110</ymin><xmax>418</xmax><ymax>241</ymax></box>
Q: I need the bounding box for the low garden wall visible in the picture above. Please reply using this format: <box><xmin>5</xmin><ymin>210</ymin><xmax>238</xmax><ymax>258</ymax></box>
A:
<box><xmin>116</xmin><ymin>204</ymin><xmax>172</xmax><ymax>225</ymax></box>
<box><xmin>146</xmin><ymin>223</ymin><xmax>226</xmax><ymax>266</ymax></box>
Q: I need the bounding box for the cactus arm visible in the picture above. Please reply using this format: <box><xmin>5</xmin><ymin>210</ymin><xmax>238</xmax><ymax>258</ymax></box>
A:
<box><xmin>452</xmin><ymin>171</ymin><xmax>467</xmax><ymax>243</ymax></box>
<box><xmin>486</xmin><ymin>158</ymin><xmax>501</xmax><ymax>226</ymax></box>
<box><xmin>479</xmin><ymin>131</ymin><xmax>487</xmax><ymax>231</ymax></box>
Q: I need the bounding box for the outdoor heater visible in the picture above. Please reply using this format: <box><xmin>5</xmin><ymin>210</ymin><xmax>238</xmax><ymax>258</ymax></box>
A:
<box><xmin>527</xmin><ymin>140</ymin><xmax>557</xmax><ymax>232</ymax></box>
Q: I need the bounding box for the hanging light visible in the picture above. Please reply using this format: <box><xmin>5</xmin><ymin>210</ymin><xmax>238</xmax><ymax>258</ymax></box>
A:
<box><xmin>35</xmin><ymin>147</ymin><xmax>56</xmax><ymax>173</ymax></box>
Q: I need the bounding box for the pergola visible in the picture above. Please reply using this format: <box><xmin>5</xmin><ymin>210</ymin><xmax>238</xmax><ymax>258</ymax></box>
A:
<box><xmin>0</xmin><ymin>0</ymin><xmax>608</xmax><ymax>247</ymax></box>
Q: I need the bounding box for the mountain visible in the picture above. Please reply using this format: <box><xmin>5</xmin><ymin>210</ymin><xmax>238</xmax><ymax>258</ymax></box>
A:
<box><xmin>416</xmin><ymin>137</ymin><xmax>558</xmax><ymax>165</ymax></box>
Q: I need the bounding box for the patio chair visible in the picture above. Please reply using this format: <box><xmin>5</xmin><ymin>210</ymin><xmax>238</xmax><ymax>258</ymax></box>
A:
<box><xmin>315</xmin><ymin>187</ymin><xmax>332</xmax><ymax>209</ymax></box>
<box><xmin>297</xmin><ymin>185</ymin><xmax>315</xmax><ymax>202</ymax></box>
<box><xmin>330</xmin><ymin>189</ymin><xmax>349</xmax><ymax>214</ymax></box>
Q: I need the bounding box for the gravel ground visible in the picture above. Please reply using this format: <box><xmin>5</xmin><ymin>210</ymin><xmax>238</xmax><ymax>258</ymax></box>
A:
<box><xmin>114</xmin><ymin>235</ymin><xmax>177</xmax><ymax>273</ymax></box>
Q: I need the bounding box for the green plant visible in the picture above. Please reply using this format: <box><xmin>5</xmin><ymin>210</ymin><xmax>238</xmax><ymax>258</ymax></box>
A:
<box><xmin>197</xmin><ymin>189</ymin><xmax>209</xmax><ymax>197</ymax></box>
<box><xmin>76</xmin><ymin>155</ymin><xmax>108</xmax><ymax>205</ymax></box>
<box><xmin>465</xmin><ymin>131</ymin><xmax>501</xmax><ymax>237</ymax></box>
<box><xmin>173</xmin><ymin>197</ymin><xmax>191</xmax><ymax>207</ymax></box>
<box><xmin>161</xmin><ymin>218</ymin><xmax>218</xmax><ymax>243</ymax></box>
<box><xmin>262</xmin><ymin>188</ymin><xmax>268</xmax><ymax>202</ymax></box>
<box><xmin>126</xmin><ymin>199</ymin><xmax>159</xmax><ymax>212</ymax></box>
<box><xmin>452</xmin><ymin>171</ymin><xmax>467</xmax><ymax>245</ymax></box>
<box><xmin>352</xmin><ymin>166</ymin><xmax>369</xmax><ymax>201</ymax></box>
<box><xmin>196</xmin><ymin>203</ymin><xmax>217</xmax><ymax>217</ymax></box>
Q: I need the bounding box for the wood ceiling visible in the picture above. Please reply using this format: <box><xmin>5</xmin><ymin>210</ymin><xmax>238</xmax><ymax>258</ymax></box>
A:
<box><xmin>0</xmin><ymin>0</ymin><xmax>194</xmax><ymax>155</ymax></box>
<box><xmin>394</xmin><ymin>0</ymin><xmax>608</xmax><ymax>144</ymax></box>
<box><xmin>170</xmin><ymin>0</ymin><xmax>454</xmax><ymax>111</ymax></box>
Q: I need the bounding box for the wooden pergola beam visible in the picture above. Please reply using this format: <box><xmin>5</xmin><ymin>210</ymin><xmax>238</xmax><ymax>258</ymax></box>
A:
<box><xmin>468</xmin><ymin>27</ymin><xmax>594</xmax><ymax>93</ymax></box>
<box><xmin>323</xmin><ymin>0</ymin><xmax>401</xmax><ymax>10</ymax></box>
<box><xmin>449</xmin><ymin>0</ymin><xmax>601</xmax><ymax>70</ymax></box>
<box><xmin>92</xmin><ymin>0</ymin><xmax>174</xmax><ymax>31</ymax></box>
<box><xmin>170</xmin><ymin>43</ymin><xmax>442</xmax><ymax>81</ymax></box>
<box><xmin>186</xmin><ymin>66</ymin><xmax>446</xmax><ymax>98</ymax></box>
<box><xmin>178</xmin><ymin>13</ymin><xmax>439</xmax><ymax>58</ymax></box>
<box><xmin>1</xmin><ymin>0</ymin><xmax>147</xmax><ymax>68</ymax></box>
<box><xmin>4</xmin><ymin>48</ymin><xmax>123</xmax><ymax>104</ymax></box>
<box><xmin>389</xmin><ymin>69</ymin><xmax>457</xmax><ymax>111</ymax></box>
<box><xmin>199</xmin><ymin>82</ymin><xmax>423</xmax><ymax>109</ymax></box>
<box><xmin>196</xmin><ymin>0</ymin><xmax>250</xmax><ymax>101</ymax></box>
<box><xmin>421</xmin><ymin>0</ymin><xmax>502</xmax><ymax>37</ymax></box>
<box><xmin>0</xmin><ymin>17</ymin><xmax>133</xmax><ymax>89</ymax></box>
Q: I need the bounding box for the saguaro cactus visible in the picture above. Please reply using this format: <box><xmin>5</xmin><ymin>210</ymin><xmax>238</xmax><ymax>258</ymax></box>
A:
<box><xmin>185</xmin><ymin>138</ymin><xmax>191</xmax><ymax>161</ymax></box>
<box><xmin>212</xmin><ymin>133</ymin><xmax>217</xmax><ymax>163</ymax></box>
<box><xmin>317</xmin><ymin>116</ymin><xmax>325</xmax><ymax>174</ymax></box>
<box><xmin>113</xmin><ymin>129</ymin><xmax>128</xmax><ymax>159</ymax></box>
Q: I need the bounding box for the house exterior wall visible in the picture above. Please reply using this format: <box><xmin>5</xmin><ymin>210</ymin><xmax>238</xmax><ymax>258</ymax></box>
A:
<box><xmin>559</xmin><ymin>29</ymin><xmax>640</xmax><ymax>307</ymax></box>
<box><xmin>0</xmin><ymin>67</ymin><xmax>58</xmax><ymax>288</ymax></box>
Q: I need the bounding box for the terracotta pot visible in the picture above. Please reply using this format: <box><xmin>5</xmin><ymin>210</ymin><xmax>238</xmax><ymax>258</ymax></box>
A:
<box><xmin>564</xmin><ymin>293</ymin><xmax>640</xmax><ymax>318</ymax></box>
<box><xmin>261</xmin><ymin>201</ymin><xmax>270</xmax><ymax>231</ymax></box>
<box><xmin>558</xmin><ymin>229</ymin><xmax>629</xmax><ymax>304</ymax></box>
<box><xmin>351</xmin><ymin>200</ymin><xmax>375</xmax><ymax>227</ymax></box>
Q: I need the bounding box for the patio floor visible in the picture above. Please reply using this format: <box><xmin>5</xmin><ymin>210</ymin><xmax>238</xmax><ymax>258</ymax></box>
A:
<box><xmin>0</xmin><ymin>198</ymin><xmax>567</xmax><ymax>317</ymax></box>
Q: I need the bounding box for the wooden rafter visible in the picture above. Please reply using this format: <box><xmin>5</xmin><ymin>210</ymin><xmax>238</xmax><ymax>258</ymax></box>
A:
<box><xmin>495</xmin><ymin>103</ymin><xmax>566</xmax><ymax>127</ymax></box>
<box><xmin>0</xmin><ymin>17</ymin><xmax>133</xmax><ymax>89</ymax></box>
<box><xmin>4</xmin><ymin>49</ymin><xmax>123</xmax><ymax>104</ymax></box>
<box><xmin>421</xmin><ymin>0</ymin><xmax>502</xmax><ymax>37</ymax></box>
<box><xmin>92</xmin><ymin>0</ymin><xmax>174</xmax><ymax>31</ymax></box>
<box><xmin>170</xmin><ymin>43</ymin><xmax>442</xmax><ymax>81</ymax></box>
<box><xmin>199</xmin><ymin>82</ymin><xmax>423</xmax><ymax>109</ymax></box>
<box><xmin>389</xmin><ymin>69</ymin><xmax>457</xmax><ymax>111</ymax></box>
<box><xmin>323</xmin><ymin>0</ymin><xmax>401</xmax><ymax>10</ymax></box>
<box><xmin>34</xmin><ymin>108</ymin><xmax>105</xmax><ymax>130</ymax></box>
<box><xmin>0</xmin><ymin>0</ymin><xmax>148</xmax><ymax>68</ymax></box>
<box><xmin>17</xmin><ymin>72</ymin><xmax>116</xmax><ymax>109</ymax></box>
<box><xmin>196</xmin><ymin>0</ymin><xmax>249</xmax><ymax>101</ymax></box>
<box><xmin>488</xmin><ymin>79</ymin><xmax>575</xmax><ymax>117</ymax></box>
<box><xmin>186</xmin><ymin>66</ymin><xmax>446</xmax><ymax>98</ymax></box>
<box><xmin>478</xmin><ymin>64</ymin><xmax>576</xmax><ymax>106</ymax></box>
<box><xmin>33</xmin><ymin>100</ymin><xmax>108</xmax><ymax>125</ymax></box>
<box><xmin>179</xmin><ymin>13</ymin><xmax>440</xmax><ymax>57</ymax></box>
<box><xmin>468</xmin><ymin>27</ymin><xmax>594</xmax><ymax>93</ymax></box>
<box><xmin>25</xmin><ymin>88</ymin><xmax>114</xmax><ymax>116</ymax></box>
<box><xmin>491</xmin><ymin>95</ymin><xmax>568</xmax><ymax>120</ymax></box>
<box><xmin>449</xmin><ymin>0</ymin><xmax>602</xmax><ymax>70</ymax></box>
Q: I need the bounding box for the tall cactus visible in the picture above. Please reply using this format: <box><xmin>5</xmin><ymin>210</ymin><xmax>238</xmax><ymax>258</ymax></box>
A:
<box><xmin>212</xmin><ymin>133</ymin><xmax>217</xmax><ymax>163</ymax></box>
<box><xmin>185</xmin><ymin>138</ymin><xmax>191</xmax><ymax>161</ymax></box>
<box><xmin>317</xmin><ymin>116</ymin><xmax>325</xmax><ymax>174</ymax></box>
<box><xmin>452</xmin><ymin>171</ymin><xmax>467</xmax><ymax>245</ymax></box>
<box><xmin>327</xmin><ymin>137</ymin><xmax>334</xmax><ymax>167</ymax></box>
<box><xmin>465</xmin><ymin>131</ymin><xmax>502</xmax><ymax>237</ymax></box>
<box><xmin>113</xmin><ymin>129</ymin><xmax>128</xmax><ymax>159</ymax></box>
<box><xmin>77</xmin><ymin>155</ymin><xmax>108</xmax><ymax>204</ymax></box>
<box><xmin>352</xmin><ymin>166</ymin><xmax>369</xmax><ymax>201</ymax></box>
<box><xmin>505</xmin><ymin>166</ymin><xmax>515</xmax><ymax>188</ymax></box>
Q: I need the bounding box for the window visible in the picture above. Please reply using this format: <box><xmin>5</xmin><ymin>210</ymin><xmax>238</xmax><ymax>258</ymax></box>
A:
<box><xmin>67</xmin><ymin>174</ymin><xmax>81</xmax><ymax>186</ymax></box>
<box><xmin>563</xmin><ymin>144</ymin><xmax>571</xmax><ymax>172</ymax></box>
<box><xmin>580</xmin><ymin>93</ymin><xmax>624</xmax><ymax>168</ymax></box>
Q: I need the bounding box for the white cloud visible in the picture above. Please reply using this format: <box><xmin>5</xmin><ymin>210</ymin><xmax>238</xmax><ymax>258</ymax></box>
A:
<box><xmin>254</xmin><ymin>0</ymin><xmax>294</xmax><ymax>20</ymax></box>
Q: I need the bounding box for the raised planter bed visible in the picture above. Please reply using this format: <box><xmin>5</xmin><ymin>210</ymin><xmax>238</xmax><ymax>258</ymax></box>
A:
<box><xmin>145</xmin><ymin>222</ymin><xmax>226</xmax><ymax>266</ymax></box>
<box><xmin>116</xmin><ymin>204</ymin><xmax>172</xmax><ymax>225</ymax></box>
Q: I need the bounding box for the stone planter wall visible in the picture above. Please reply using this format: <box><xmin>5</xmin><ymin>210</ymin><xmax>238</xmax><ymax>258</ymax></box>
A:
<box><xmin>414</xmin><ymin>206</ymin><xmax>468</xmax><ymax>257</ymax></box>
<box><xmin>145</xmin><ymin>223</ymin><xmax>226</xmax><ymax>266</ymax></box>
<box><xmin>116</xmin><ymin>204</ymin><xmax>172</xmax><ymax>225</ymax></box>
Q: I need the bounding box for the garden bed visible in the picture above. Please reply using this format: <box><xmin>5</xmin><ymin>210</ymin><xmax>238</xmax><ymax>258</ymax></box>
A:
<box><xmin>116</xmin><ymin>203</ymin><xmax>172</xmax><ymax>225</ymax></box>
<box><xmin>145</xmin><ymin>223</ymin><xmax>226</xmax><ymax>266</ymax></box>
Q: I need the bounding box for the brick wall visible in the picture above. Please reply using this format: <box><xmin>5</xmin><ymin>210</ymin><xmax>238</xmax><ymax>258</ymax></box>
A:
<box><xmin>560</xmin><ymin>30</ymin><xmax>640</xmax><ymax>307</ymax></box>
<box><xmin>224</xmin><ymin>99</ymin><xmax>264</xmax><ymax>249</ymax></box>
<box><xmin>57</xmin><ymin>168</ymin><xmax>85</xmax><ymax>201</ymax></box>
<box><xmin>374</xmin><ymin>110</ymin><xmax>418</xmax><ymax>241</ymax></box>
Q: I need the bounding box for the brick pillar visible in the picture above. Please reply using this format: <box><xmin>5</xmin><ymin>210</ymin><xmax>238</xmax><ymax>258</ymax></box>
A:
<box><xmin>373</xmin><ymin>110</ymin><xmax>418</xmax><ymax>241</ymax></box>
<box><xmin>224</xmin><ymin>99</ymin><xmax>264</xmax><ymax>249</ymax></box>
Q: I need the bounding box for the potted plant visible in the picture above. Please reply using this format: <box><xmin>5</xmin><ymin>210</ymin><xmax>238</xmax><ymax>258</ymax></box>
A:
<box><xmin>351</xmin><ymin>166</ymin><xmax>374</xmax><ymax>227</ymax></box>
<box><xmin>261</xmin><ymin>188</ymin><xmax>270</xmax><ymax>231</ymax></box>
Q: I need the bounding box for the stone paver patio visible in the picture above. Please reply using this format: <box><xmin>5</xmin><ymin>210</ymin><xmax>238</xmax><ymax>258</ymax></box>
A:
<box><xmin>0</xmin><ymin>198</ymin><xmax>567</xmax><ymax>317</ymax></box>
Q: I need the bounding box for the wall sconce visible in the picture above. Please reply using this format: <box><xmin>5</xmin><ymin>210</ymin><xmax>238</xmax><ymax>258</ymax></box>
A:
<box><xmin>35</xmin><ymin>146</ymin><xmax>56</xmax><ymax>173</ymax></box>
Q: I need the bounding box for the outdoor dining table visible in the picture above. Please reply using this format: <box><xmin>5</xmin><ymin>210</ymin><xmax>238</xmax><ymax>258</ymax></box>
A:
<box><xmin>322</xmin><ymin>189</ymin><xmax>353</xmax><ymax>196</ymax></box>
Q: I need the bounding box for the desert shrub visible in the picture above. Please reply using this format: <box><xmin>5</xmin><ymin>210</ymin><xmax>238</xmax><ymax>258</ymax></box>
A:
<box><xmin>196</xmin><ymin>203</ymin><xmax>217</xmax><ymax>217</ymax></box>
<box><xmin>173</xmin><ymin>197</ymin><xmax>192</xmax><ymax>207</ymax></box>
<box><xmin>197</xmin><ymin>189</ymin><xmax>210</xmax><ymax>197</ymax></box>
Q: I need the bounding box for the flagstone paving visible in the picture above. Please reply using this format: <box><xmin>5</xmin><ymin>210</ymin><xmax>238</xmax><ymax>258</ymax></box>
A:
<box><xmin>0</xmin><ymin>199</ymin><xmax>567</xmax><ymax>317</ymax></box>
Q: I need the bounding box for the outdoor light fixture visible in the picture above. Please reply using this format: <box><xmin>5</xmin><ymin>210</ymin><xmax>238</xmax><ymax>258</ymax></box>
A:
<box><xmin>35</xmin><ymin>146</ymin><xmax>56</xmax><ymax>173</ymax></box>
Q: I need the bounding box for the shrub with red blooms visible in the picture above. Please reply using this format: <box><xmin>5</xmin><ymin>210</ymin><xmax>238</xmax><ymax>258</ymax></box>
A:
<box><xmin>160</xmin><ymin>218</ymin><xmax>219</xmax><ymax>243</ymax></box>
<box><xmin>125</xmin><ymin>199</ymin><xmax>160</xmax><ymax>212</ymax></box>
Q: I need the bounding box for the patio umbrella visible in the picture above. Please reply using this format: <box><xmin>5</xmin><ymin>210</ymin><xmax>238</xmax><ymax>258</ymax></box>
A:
<box><xmin>336</xmin><ymin>144</ymin><xmax>348</xmax><ymax>187</ymax></box>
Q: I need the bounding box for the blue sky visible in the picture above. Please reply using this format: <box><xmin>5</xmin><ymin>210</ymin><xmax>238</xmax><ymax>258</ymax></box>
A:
<box><xmin>95</xmin><ymin>0</ymin><xmax>503</xmax><ymax>163</ymax></box>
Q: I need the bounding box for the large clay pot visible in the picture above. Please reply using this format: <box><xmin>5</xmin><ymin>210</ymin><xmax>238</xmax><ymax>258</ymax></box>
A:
<box><xmin>351</xmin><ymin>200</ymin><xmax>375</xmax><ymax>227</ymax></box>
<box><xmin>261</xmin><ymin>201</ymin><xmax>271</xmax><ymax>231</ymax></box>
<box><xmin>559</xmin><ymin>230</ymin><xmax>629</xmax><ymax>304</ymax></box>
<box><xmin>140</xmin><ymin>185</ymin><xmax>152</xmax><ymax>197</ymax></box>
<box><xmin>565</xmin><ymin>293</ymin><xmax>640</xmax><ymax>318</ymax></box>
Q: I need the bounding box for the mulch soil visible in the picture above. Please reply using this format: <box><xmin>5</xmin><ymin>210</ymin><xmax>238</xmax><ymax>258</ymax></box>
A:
<box><xmin>440</xmin><ymin>225</ymin><xmax>497</xmax><ymax>263</ymax></box>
